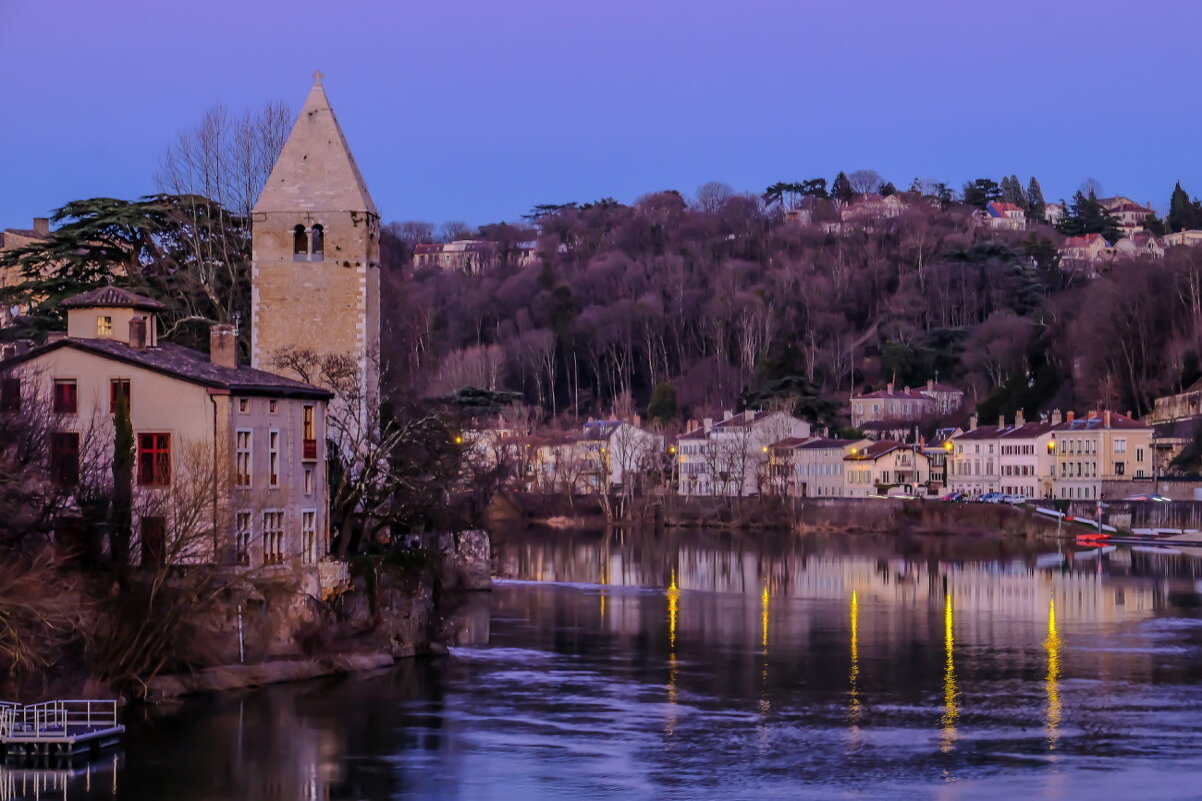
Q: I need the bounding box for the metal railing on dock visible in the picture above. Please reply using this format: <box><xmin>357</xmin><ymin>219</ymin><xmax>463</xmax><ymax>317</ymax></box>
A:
<box><xmin>0</xmin><ymin>700</ymin><xmax>123</xmax><ymax>757</ymax></box>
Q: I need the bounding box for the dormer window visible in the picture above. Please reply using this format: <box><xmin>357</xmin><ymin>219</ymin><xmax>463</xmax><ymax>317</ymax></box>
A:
<box><xmin>97</xmin><ymin>315</ymin><xmax>113</xmax><ymax>337</ymax></box>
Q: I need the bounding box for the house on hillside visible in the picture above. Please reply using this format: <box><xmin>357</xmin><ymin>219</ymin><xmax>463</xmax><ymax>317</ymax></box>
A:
<box><xmin>1058</xmin><ymin>233</ymin><xmax>1113</xmax><ymax>274</ymax></box>
<box><xmin>840</xmin><ymin>194</ymin><xmax>905</xmax><ymax>224</ymax></box>
<box><xmin>576</xmin><ymin>418</ymin><xmax>664</xmax><ymax>492</ymax></box>
<box><xmin>1163</xmin><ymin>230</ymin><xmax>1202</xmax><ymax>247</ymax></box>
<box><xmin>1043</xmin><ymin>203</ymin><xmax>1066</xmax><ymax>226</ymax></box>
<box><xmin>0</xmin><ymin>287</ymin><xmax>332</xmax><ymax>575</ymax></box>
<box><xmin>1052</xmin><ymin>410</ymin><xmax>1152</xmax><ymax>500</ymax></box>
<box><xmin>980</xmin><ymin>201</ymin><xmax>1026</xmax><ymax>231</ymax></box>
<box><xmin>676</xmin><ymin>410</ymin><xmax>810</xmax><ymax>497</ymax></box>
<box><xmin>1114</xmin><ymin>232</ymin><xmax>1165</xmax><ymax>260</ymax></box>
<box><xmin>413</xmin><ymin>239</ymin><xmax>538</xmax><ymax>274</ymax></box>
<box><xmin>1108</xmin><ymin>201</ymin><xmax>1157</xmax><ymax>235</ymax></box>
<box><xmin>849</xmin><ymin>380</ymin><xmax>964</xmax><ymax>436</ymax></box>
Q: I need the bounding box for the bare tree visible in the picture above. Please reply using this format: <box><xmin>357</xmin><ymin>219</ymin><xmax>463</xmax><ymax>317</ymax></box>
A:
<box><xmin>848</xmin><ymin>169</ymin><xmax>884</xmax><ymax>195</ymax></box>
<box><xmin>694</xmin><ymin>181</ymin><xmax>736</xmax><ymax>214</ymax></box>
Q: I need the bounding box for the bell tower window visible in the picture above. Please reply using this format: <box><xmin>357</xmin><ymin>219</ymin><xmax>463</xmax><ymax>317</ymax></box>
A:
<box><xmin>293</xmin><ymin>225</ymin><xmax>308</xmax><ymax>259</ymax></box>
<box><xmin>310</xmin><ymin>225</ymin><xmax>324</xmax><ymax>260</ymax></box>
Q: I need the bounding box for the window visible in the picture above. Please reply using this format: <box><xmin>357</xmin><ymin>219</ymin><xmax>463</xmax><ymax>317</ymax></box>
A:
<box><xmin>301</xmin><ymin>510</ymin><xmax>317</xmax><ymax>564</ymax></box>
<box><xmin>0</xmin><ymin>377</ymin><xmax>19</xmax><ymax>412</ymax></box>
<box><xmin>141</xmin><ymin>516</ymin><xmax>166</xmax><ymax>567</ymax></box>
<box><xmin>1114</xmin><ymin>438</ymin><xmax>1127</xmax><ymax>454</ymax></box>
<box><xmin>302</xmin><ymin>405</ymin><xmax>317</xmax><ymax>460</ymax></box>
<box><xmin>238</xmin><ymin>398</ymin><xmax>249</xmax><ymax>413</ymax></box>
<box><xmin>269</xmin><ymin>400</ymin><xmax>278</xmax><ymax>414</ymax></box>
<box><xmin>293</xmin><ymin>224</ymin><xmax>308</xmax><ymax>256</ymax></box>
<box><xmin>53</xmin><ymin>379</ymin><xmax>77</xmax><ymax>414</ymax></box>
<box><xmin>262</xmin><ymin>511</ymin><xmax>284</xmax><ymax>565</ymax></box>
<box><xmin>235</xmin><ymin>511</ymin><xmax>251</xmax><ymax>566</ymax></box>
<box><xmin>235</xmin><ymin>430</ymin><xmax>252</xmax><ymax>487</ymax></box>
<box><xmin>310</xmin><ymin>225</ymin><xmax>324</xmax><ymax>258</ymax></box>
<box><xmin>50</xmin><ymin>432</ymin><xmax>79</xmax><ymax>486</ymax></box>
<box><xmin>1115</xmin><ymin>461</ymin><xmax>1125</xmax><ymax>476</ymax></box>
<box><xmin>110</xmin><ymin>379</ymin><xmax>131</xmax><ymax>414</ymax></box>
<box><xmin>97</xmin><ymin>315</ymin><xmax>113</xmax><ymax>337</ymax></box>
<box><xmin>304</xmin><ymin>466</ymin><xmax>314</xmax><ymax>495</ymax></box>
<box><xmin>137</xmin><ymin>433</ymin><xmax>171</xmax><ymax>485</ymax></box>
<box><xmin>1136</xmin><ymin>448</ymin><xmax>1144</xmax><ymax>462</ymax></box>
<box><xmin>268</xmin><ymin>430</ymin><xmax>280</xmax><ymax>487</ymax></box>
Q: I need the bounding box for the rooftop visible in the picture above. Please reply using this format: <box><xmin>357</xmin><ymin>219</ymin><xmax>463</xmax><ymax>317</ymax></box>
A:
<box><xmin>59</xmin><ymin>286</ymin><xmax>166</xmax><ymax>312</ymax></box>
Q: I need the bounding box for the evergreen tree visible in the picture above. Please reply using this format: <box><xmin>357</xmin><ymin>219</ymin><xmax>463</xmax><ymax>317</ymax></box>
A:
<box><xmin>1058</xmin><ymin>190</ymin><xmax>1121</xmax><ymax>242</ymax></box>
<box><xmin>962</xmin><ymin>178</ymin><xmax>1002</xmax><ymax>209</ymax></box>
<box><xmin>646</xmin><ymin>382</ymin><xmax>678</xmax><ymax>424</ymax></box>
<box><xmin>1167</xmin><ymin>181</ymin><xmax>1200</xmax><ymax>233</ymax></box>
<box><xmin>111</xmin><ymin>388</ymin><xmax>133</xmax><ymax>565</ymax></box>
<box><xmin>1026</xmin><ymin>177</ymin><xmax>1046</xmax><ymax>221</ymax></box>
<box><xmin>1001</xmin><ymin>175</ymin><xmax>1026</xmax><ymax>207</ymax></box>
<box><xmin>879</xmin><ymin>181</ymin><xmax>897</xmax><ymax>197</ymax></box>
<box><xmin>831</xmin><ymin>172</ymin><xmax>855</xmax><ymax>203</ymax></box>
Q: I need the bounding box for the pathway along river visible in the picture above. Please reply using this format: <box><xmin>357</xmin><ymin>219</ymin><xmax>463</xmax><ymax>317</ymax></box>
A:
<box><xmin>9</xmin><ymin>528</ymin><xmax>1202</xmax><ymax>800</ymax></box>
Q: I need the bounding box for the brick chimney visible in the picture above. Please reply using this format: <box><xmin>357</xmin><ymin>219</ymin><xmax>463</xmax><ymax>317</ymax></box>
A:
<box><xmin>887</xmin><ymin>382</ymin><xmax>895</xmax><ymax>393</ymax></box>
<box><xmin>33</xmin><ymin>217</ymin><xmax>50</xmax><ymax>236</ymax></box>
<box><xmin>128</xmin><ymin>316</ymin><xmax>148</xmax><ymax>350</ymax></box>
<box><xmin>1051</xmin><ymin>409</ymin><xmax>1062</xmax><ymax>425</ymax></box>
<box><xmin>1067</xmin><ymin>411</ymin><xmax>1075</xmax><ymax>422</ymax></box>
<box><xmin>998</xmin><ymin>415</ymin><xmax>1005</xmax><ymax>430</ymax></box>
<box><xmin>210</xmin><ymin>323</ymin><xmax>237</xmax><ymax>368</ymax></box>
<box><xmin>1015</xmin><ymin>410</ymin><xmax>1025</xmax><ymax>427</ymax></box>
<box><xmin>969</xmin><ymin>414</ymin><xmax>978</xmax><ymax>431</ymax></box>
<box><xmin>927</xmin><ymin>379</ymin><xmax>935</xmax><ymax>392</ymax></box>
<box><xmin>1104</xmin><ymin>409</ymin><xmax>1112</xmax><ymax>427</ymax></box>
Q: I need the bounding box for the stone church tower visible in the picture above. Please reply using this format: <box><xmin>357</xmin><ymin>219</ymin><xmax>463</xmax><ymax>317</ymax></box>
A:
<box><xmin>251</xmin><ymin>72</ymin><xmax>380</xmax><ymax>413</ymax></box>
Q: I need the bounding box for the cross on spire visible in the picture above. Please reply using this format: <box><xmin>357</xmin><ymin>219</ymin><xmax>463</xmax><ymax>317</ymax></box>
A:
<box><xmin>312</xmin><ymin>70</ymin><xmax>324</xmax><ymax>85</ymax></box>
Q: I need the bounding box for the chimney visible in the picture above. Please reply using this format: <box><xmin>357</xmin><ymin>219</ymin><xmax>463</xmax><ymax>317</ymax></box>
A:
<box><xmin>703</xmin><ymin>417</ymin><xmax>713</xmax><ymax>433</ymax></box>
<box><xmin>723</xmin><ymin>410</ymin><xmax>733</xmax><ymax>421</ymax></box>
<box><xmin>210</xmin><ymin>323</ymin><xmax>237</xmax><ymax>368</ymax></box>
<box><xmin>1015</xmin><ymin>410</ymin><xmax>1025</xmax><ymax>427</ymax></box>
<box><xmin>633</xmin><ymin>414</ymin><xmax>641</xmax><ymax>428</ymax></box>
<box><xmin>745</xmin><ymin>409</ymin><xmax>755</xmax><ymax>423</ymax></box>
<box><xmin>927</xmin><ymin>379</ymin><xmax>934</xmax><ymax>392</ymax></box>
<box><xmin>887</xmin><ymin>382</ymin><xmax>895</xmax><ymax>393</ymax></box>
<box><xmin>1104</xmin><ymin>409</ymin><xmax>1112</xmax><ymax>427</ymax></box>
<box><xmin>1051</xmin><ymin>409</ymin><xmax>1062</xmax><ymax>425</ymax></box>
<box><xmin>686</xmin><ymin>419</ymin><xmax>698</xmax><ymax>433</ymax></box>
<box><xmin>128</xmin><ymin>316</ymin><xmax>148</xmax><ymax>350</ymax></box>
<box><xmin>1067</xmin><ymin>411</ymin><xmax>1075</xmax><ymax>422</ymax></box>
<box><xmin>969</xmin><ymin>414</ymin><xmax>978</xmax><ymax>431</ymax></box>
<box><xmin>33</xmin><ymin>217</ymin><xmax>49</xmax><ymax>236</ymax></box>
<box><xmin>998</xmin><ymin>415</ymin><xmax>1005</xmax><ymax>430</ymax></box>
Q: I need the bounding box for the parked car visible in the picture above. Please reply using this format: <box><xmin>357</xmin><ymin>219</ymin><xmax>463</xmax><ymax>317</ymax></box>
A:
<box><xmin>1003</xmin><ymin>494</ymin><xmax>1027</xmax><ymax>505</ymax></box>
<box><xmin>938</xmin><ymin>492</ymin><xmax>965</xmax><ymax>502</ymax></box>
<box><xmin>978</xmin><ymin>492</ymin><xmax>1004</xmax><ymax>504</ymax></box>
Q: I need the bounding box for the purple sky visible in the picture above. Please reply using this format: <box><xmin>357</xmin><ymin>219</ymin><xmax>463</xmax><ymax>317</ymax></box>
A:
<box><xmin>2</xmin><ymin>0</ymin><xmax>1199</xmax><ymax>228</ymax></box>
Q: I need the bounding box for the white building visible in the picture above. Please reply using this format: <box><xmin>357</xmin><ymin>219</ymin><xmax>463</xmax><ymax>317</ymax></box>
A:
<box><xmin>676</xmin><ymin>410</ymin><xmax>810</xmax><ymax>497</ymax></box>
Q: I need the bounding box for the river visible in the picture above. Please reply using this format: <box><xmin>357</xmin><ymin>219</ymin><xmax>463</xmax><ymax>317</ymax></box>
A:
<box><xmin>6</xmin><ymin>529</ymin><xmax>1202</xmax><ymax>800</ymax></box>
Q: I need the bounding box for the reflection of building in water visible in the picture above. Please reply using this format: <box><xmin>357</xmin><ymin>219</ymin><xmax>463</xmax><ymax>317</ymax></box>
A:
<box><xmin>497</xmin><ymin>537</ymin><xmax>1162</xmax><ymax>636</ymax></box>
<box><xmin>0</xmin><ymin>754</ymin><xmax>121</xmax><ymax>801</ymax></box>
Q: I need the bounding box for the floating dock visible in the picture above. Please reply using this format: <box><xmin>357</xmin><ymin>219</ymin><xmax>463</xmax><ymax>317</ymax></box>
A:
<box><xmin>0</xmin><ymin>700</ymin><xmax>124</xmax><ymax>760</ymax></box>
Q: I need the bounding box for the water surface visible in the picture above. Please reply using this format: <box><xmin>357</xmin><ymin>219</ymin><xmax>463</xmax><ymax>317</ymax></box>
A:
<box><xmin>7</xmin><ymin>529</ymin><xmax>1202</xmax><ymax>800</ymax></box>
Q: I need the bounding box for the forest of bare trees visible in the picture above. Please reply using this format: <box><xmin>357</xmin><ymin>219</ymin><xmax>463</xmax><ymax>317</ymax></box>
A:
<box><xmin>383</xmin><ymin>187</ymin><xmax>1202</xmax><ymax>429</ymax></box>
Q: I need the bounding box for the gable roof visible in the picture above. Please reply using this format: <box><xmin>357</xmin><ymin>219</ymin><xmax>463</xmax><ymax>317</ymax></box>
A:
<box><xmin>254</xmin><ymin>76</ymin><xmax>378</xmax><ymax>217</ymax></box>
<box><xmin>0</xmin><ymin>338</ymin><xmax>332</xmax><ymax>400</ymax></box>
<box><xmin>59</xmin><ymin>286</ymin><xmax>166</xmax><ymax>312</ymax></box>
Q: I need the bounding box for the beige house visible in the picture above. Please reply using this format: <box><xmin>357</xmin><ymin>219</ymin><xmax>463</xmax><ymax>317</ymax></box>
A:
<box><xmin>1053</xmin><ymin>410</ymin><xmax>1152</xmax><ymax>500</ymax></box>
<box><xmin>413</xmin><ymin>240</ymin><xmax>538</xmax><ymax>274</ymax></box>
<box><xmin>1114</xmin><ymin>232</ymin><xmax>1164</xmax><ymax>260</ymax></box>
<box><xmin>767</xmin><ymin>436</ymin><xmax>868</xmax><ymax>497</ymax></box>
<box><xmin>1163</xmin><ymin>230</ymin><xmax>1202</xmax><ymax>247</ymax></box>
<box><xmin>0</xmin><ymin>287</ymin><xmax>332</xmax><ymax>573</ymax></box>
<box><xmin>850</xmin><ymin>380</ymin><xmax>963</xmax><ymax>432</ymax></box>
<box><xmin>843</xmin><ymin>441</ymin><xmax>930</xmax><ymax>497</ymax></box>
<box><xmin>676</xmin><ymin>410</ymin><xmax>810</xmax><ymax>497</ymax></box>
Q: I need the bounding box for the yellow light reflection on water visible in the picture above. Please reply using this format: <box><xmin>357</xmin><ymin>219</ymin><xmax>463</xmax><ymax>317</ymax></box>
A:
<box><xmin>1045</xmin><ymin>597</ymin><xmax>1062</xmax><ymax>751</ymax></box>
<box><xmin>667</xmin><ymin>570</ymin><xmax>679</xmax><ymax>650</ymax></box>
<box><xmin>761</xmin><ymin>584</ymin><xmax>770</xmax><ymax>651</ymax></box>
<box><xmin>849</xmin><ymin>590</ymin><xmax>862</xmax><ymax>725</ymax></box>
<box><xmin>599</xmin><ymin>557</ymin><xmax>607</xmax><ymax>622</ymax></box>
<box><xmin>940</xmin><ymin>592</ymin><xmax>958</xmax><ymax>753</ymax></box>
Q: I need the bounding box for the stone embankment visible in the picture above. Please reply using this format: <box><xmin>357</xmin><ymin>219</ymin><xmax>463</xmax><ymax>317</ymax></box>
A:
<box><xmin>146</xmin><ymin>530</ymin><xmax>491</xmax><ymax>702</ymax></box>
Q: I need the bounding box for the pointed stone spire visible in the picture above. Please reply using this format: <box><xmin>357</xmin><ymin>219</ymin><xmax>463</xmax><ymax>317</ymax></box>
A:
<box><xmin>254</xmin><ymin>74</ymin><xmax>378</xmax><ymax>216</ymax></box>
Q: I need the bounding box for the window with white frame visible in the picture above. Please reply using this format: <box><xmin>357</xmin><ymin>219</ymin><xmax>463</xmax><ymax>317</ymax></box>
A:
<box><xmin>262</xmin><ymin>511</ymin><xmax>285</xmax><ymax>565</ymax></box>
<box><xmin>235</xmin><ymin>511</ymin><xmax>251</xmax><ymax>566</ymax></box>
<box><xmin>1114</xmin><ymin>438</ymin><xmax>1127</xmax><ymax>454</ymax></box>
<box><xmin>269</xmin><ymin>430</ymin><xmax>280</xmax><ymax>487</ymax></box>
<box><xmin>235</xmin><ymin>430</ymin><xmax>252</xmax><ymax>487</ymax></box>
<box><xmin>301</xmin><ymin>510</ymin><xmax>317</xmax><ymax>564</ymax></box>
<box><xmin>304</xmin><ymin>466</ymin><xmax>314</xmax><ymax>495</ymax></box>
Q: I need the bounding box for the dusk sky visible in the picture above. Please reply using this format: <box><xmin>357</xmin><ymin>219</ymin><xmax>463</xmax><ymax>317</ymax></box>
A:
<box><xmin>3</xmin><ymin>0</ymin><xmax>1200</xmax><ymax>227</ymax></box>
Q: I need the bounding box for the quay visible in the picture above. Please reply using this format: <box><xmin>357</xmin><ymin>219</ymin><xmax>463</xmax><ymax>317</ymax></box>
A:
<box><xmin>0</xmin><ymin>701</ymin><xmax>124</xmax><ymax>760</ymax></box>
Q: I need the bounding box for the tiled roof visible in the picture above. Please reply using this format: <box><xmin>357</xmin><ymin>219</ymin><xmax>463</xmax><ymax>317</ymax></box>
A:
<box><xmin>846</xmin><ymin>440</ymin><xmax>906</xmax><ymax>460</ymax></box>
<box><xmin>59</xmin><ymin>286</ymin><xmax>166</xmax><ymax>311</ymax></box>
<box><xmin>0</xmin><ymin>338</ymin><xmax>332</xmax><ymax>399</ymax></box>
<box><xmin>852</xmin><ymin>389</ymin><xmax>932</xmax><ymax>400</ymax></box>
<box><xmin>1058</xmin><ymin>411</ymin><xmax>1150</xmax><ymax>431</ymax></box>
<box><xmin>795</xmin><ymin>437</ymin><xmax>858</xmax><ymax>450</ymax></box>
